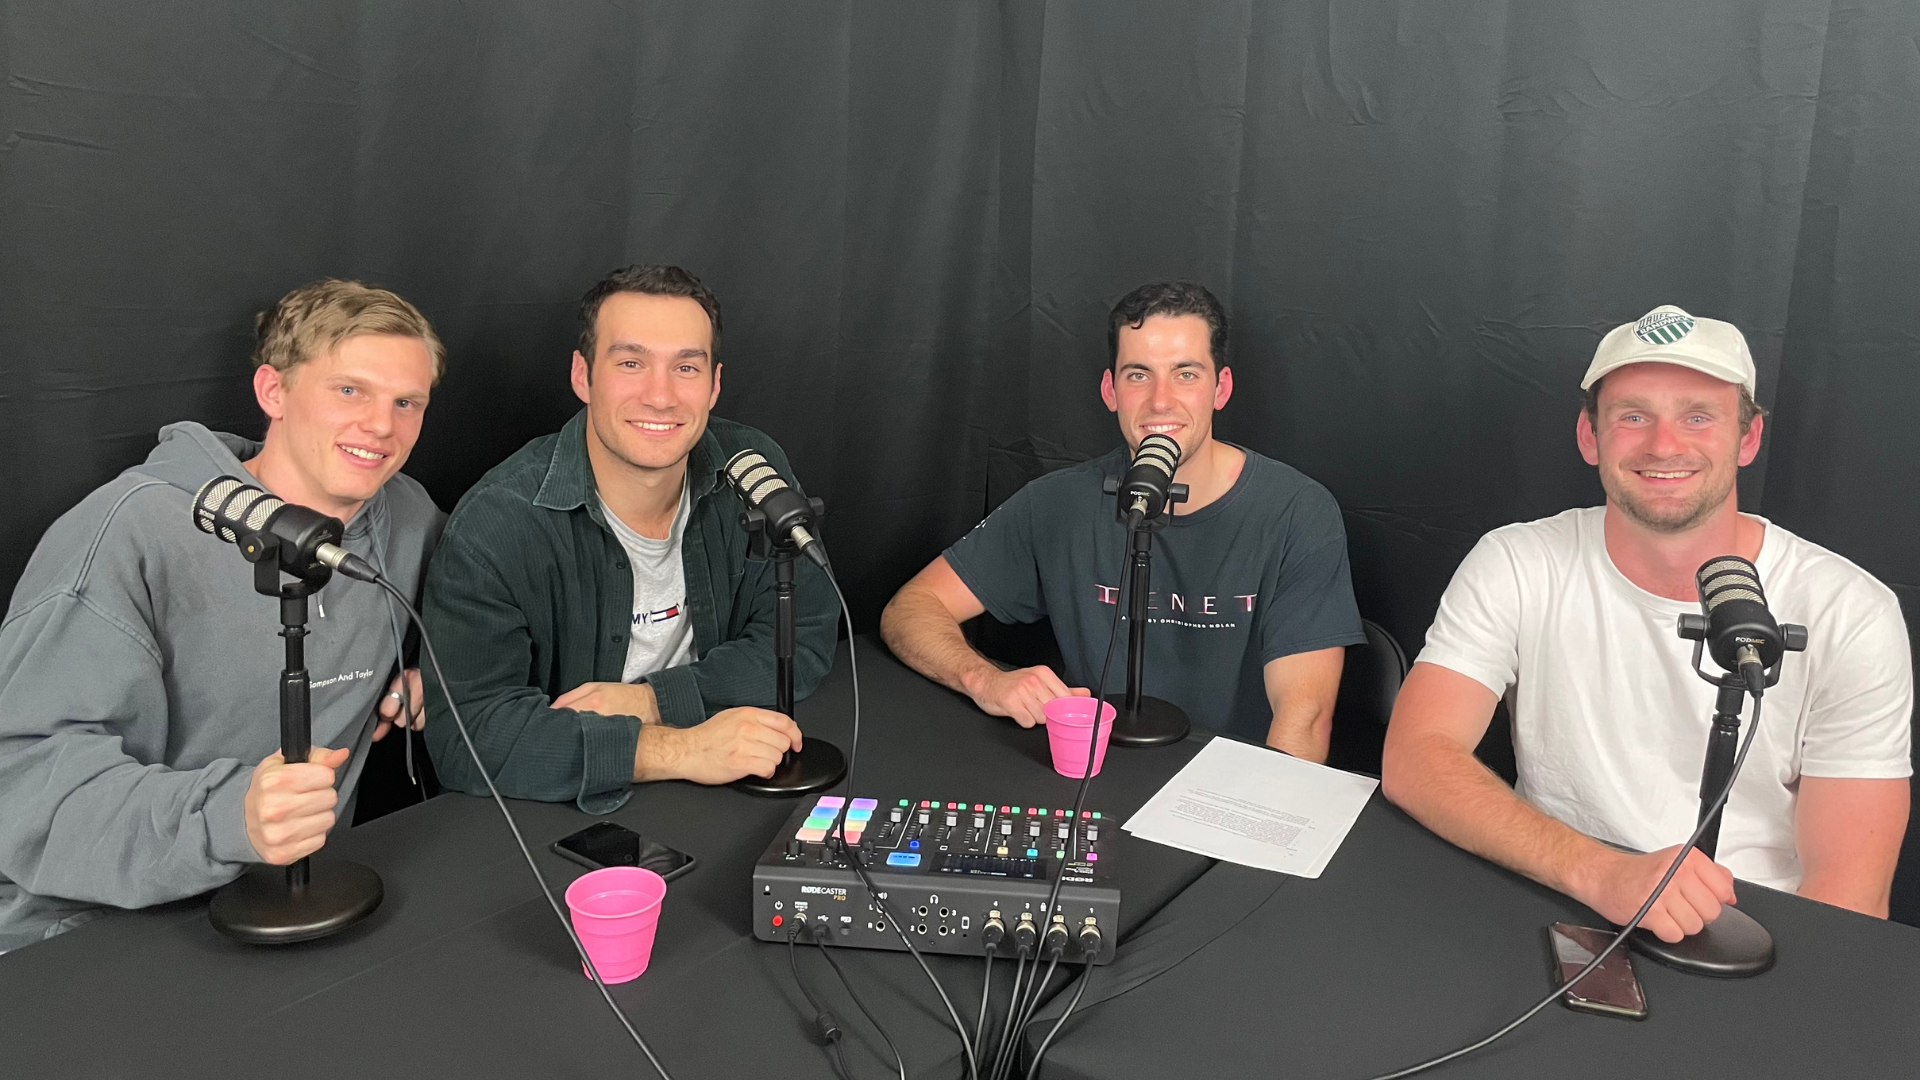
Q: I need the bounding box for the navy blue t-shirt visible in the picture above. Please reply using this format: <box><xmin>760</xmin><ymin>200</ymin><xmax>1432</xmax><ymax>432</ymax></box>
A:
<box><xmin>944</xmin><ymin>446</ymin><xmax>1364</xmax><ymax>742</ymax></box>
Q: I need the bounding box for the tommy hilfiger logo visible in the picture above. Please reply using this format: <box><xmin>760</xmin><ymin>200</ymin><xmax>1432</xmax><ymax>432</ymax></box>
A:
<box><xmin>634</xmin><ymin>603</ymin><xmax>683</xmax><ymax>628</ymax></box>
<box><xmin>1095</xmin><ymin>585</ymin><xmax>1255</xmax><ymax>616</ymax></box>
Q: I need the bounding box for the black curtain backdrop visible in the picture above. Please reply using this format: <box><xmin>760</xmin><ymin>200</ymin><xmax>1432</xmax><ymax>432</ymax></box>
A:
<box><xmin>4</xmin><ymin>2</ymin><xmax>1917</xmax><ymax>913</ymax></box>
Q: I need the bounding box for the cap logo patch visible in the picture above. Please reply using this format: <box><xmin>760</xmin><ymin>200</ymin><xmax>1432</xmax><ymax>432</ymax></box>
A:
<box><xmin>1635</xmin><ymin>310</ymin><xmax>1696</xmax><ymax>345</ymax></box>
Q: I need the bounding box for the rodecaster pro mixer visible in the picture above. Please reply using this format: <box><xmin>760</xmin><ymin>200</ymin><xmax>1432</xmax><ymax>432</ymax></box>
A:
<box><xmin>752</xmin><ymin>796</ymin><xmax>1119</xmax><ymax>963</ymax></box>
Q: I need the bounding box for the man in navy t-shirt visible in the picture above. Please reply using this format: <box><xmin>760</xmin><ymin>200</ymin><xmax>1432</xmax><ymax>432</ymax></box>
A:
<box><xmin>880</xmin><ymin>281</ymin><xmax>1364</xmax><ymax>758</ymax></box>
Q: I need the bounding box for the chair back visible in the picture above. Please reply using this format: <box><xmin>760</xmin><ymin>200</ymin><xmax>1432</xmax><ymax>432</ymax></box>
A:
<box><xmin>1338</xmin><ymin>617</ymin><xmax>1410</xmax><ymax>730</ymax></box>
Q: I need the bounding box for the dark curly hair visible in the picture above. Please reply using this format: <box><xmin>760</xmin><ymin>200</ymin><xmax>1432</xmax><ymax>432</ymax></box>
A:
<box><xmin>1107</xmin><ymin>281</ymin><xmax>1229</xmax><ymax>372</ymax></box>
<box><xmin>577</xmin><ymin>264</ymin><xmax>722</xmax><ymax>366</ymax></box>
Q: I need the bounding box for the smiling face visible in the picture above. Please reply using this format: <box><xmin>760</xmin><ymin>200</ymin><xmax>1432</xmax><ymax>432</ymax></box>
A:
<box><xmin>252</xmin><ymin>333</ymin><xmax>435</xmax><ymax>520</ymax></box>
<box><xmin>570</xmin><ymin>291</ymin><xmax>720</xmax><ymax>476</ymax></box>
<box><xmin>1101</xmin><ymin>313</ymin><xmax>1233</xmax><ymax>457</ymax></box>
<box><xmin>1577</xmin><ymin>362</ymin><xmax>1763</xmax><ymax>534</ymax></box>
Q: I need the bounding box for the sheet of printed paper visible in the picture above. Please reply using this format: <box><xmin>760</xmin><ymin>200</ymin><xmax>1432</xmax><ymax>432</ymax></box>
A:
<box><xmin>1122</xmin><ymin>738</ymin><xmax>1378</xmax><ymax>878</ymax></box>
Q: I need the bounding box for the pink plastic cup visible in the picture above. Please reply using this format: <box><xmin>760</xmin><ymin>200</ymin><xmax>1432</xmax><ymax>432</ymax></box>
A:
<box><xmin>564</xmin><ymin>866</ymin><xmax>668</xmax><ymax>985</ymax></box>
<box><xmin>1044</xmin><ymin>697</ymin><xmax>1117</xmax><ymax>779</ymax></box>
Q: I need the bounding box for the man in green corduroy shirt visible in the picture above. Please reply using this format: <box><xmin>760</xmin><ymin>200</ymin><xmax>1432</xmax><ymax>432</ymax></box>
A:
<box><xmin>422</xmin><ymin>265</ymin><xmax>837</xmax><ymax>813</ymax></box>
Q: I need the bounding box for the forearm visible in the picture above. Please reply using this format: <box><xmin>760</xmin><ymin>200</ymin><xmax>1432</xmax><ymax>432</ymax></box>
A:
<box><xmin>0</xmin><ymin>741</ymin><xmax>257</xmax><ymax>907</ymax></box>
<box><xmin>1266</xmin><ymin>699</ymin><xmax>1330</xmax><ymax>763</ymax></box>
<box><xmin>1382</xmin><ymin>730</ymin><xmax>1609</xmax><ymax>901</ymax></box>
<box><xmin>655</xmin><ymin>560</ymin><xmax>841</xmax><ymax>725</ymax></box>
<box><xmin>880</xmin><ymin>585</ymin><xmax>1002</xmax><ymax>701</ymax></box>
<box><xmin>1799</xmin><ymin>873</ymin><xmax>1892</xmax><ymax>918</ymax></box>
<box><xmin>632</xmin><ymin>723</ymin><xmax>696</xmax><ymax>783</ymax></box>
<box><xmin>424</xmin><ymin>687</ymin><xmax>636</xmax><ymax>807</ymax></box>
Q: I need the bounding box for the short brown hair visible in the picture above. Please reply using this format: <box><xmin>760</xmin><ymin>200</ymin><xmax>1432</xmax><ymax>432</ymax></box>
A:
<box><xmin>1108</xmin><ymin>280</ymin><xmax>1229</xmax><ymax>372</ymax></box>
<box><xmin>577</xmin><ymin>264</ymin><xmax>722</xmax><ymax>365</ymax></box>
<box><xmin>1583</xmin><ymin>374</ymin><xmax>1766</xmax><ymax>430</ymax></box>
<box><xmin>253</xmin><ymin>280</ymin><xmax>445</xmax><ymax>384</ymax></box>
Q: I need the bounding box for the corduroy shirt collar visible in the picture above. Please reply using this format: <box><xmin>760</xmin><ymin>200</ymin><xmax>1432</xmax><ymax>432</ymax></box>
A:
<box><xmin>531</xmin><ymin>409</ymin><xmax>722</xmax><ymax>519</ymax></box>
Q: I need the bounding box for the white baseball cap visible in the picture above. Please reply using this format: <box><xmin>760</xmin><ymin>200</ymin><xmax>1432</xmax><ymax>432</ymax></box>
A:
<box><xmin>1581</xmin><ymin>305</ymin><xmax>1756</xmax><ymax>398</ymax></box>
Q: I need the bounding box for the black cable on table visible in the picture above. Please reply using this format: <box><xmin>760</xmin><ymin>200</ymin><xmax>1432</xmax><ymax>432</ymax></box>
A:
<box><xmin>813</xmin><ymin>562</ymin><xmax>982</xmax><ymax>1080</ymax></box>
<box><xmin>989</xmin><ymin>948</ymin><xmax>1031</xmax><ymax>1080</ymax></box>
<box><xmin>369</xmin><ymin>576</ymin><xmax>675</xmax><ymax>1080</ymax></box>
<box><xmin>975</xmin><ymin>947</ymin><xmax>997</xmax><ymax>1053</ymax></box>
<box><xmin>808</xmin><ymin>920</ymin><xmax>909</xmax><ymax>1080</ymax></box>
<box><xmin>788</xmin><ymin>926</ymin><xmax>851</xmax><ymax>1080</ymax></box>
<box><xmin>1023</xmin><ymin>962</ymin><xmax>1094</xmax><ymax>1080</ymax></box>
<box><xmin>1355</xmin><ymin>693</ymin><xmax>1771</xmax><ymax>1080</ymax></box>
<box><xmin>1009</xmin><ymin>527</ymin><xmax>1134</xmax><ymax>1080</ymax></box>
<box><xmin>996</xmin><ymin>954</ymin><xmax>1059</xmax><ymax>1080</ymax></box>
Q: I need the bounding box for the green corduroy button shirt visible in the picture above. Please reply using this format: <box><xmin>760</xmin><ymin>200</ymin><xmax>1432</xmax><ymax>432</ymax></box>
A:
<box><xmin>422</xmin><ymin>409</ymin><xmax>838</xmax><ymax>813</ymax></box>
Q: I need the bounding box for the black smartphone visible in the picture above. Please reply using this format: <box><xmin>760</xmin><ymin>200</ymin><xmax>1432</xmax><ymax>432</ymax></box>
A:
<box><xmin>552</xmin><ymin>822</ymin><xmax>696</xmax><ymax>881</ymax></box>
<box><xmin>1549</xmin><ymin>922</ymin><xmax>1648</xmax><ymax>1020</ymax></box>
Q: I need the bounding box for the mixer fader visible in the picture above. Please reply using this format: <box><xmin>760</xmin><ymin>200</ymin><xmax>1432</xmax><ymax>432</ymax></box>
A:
<box><xmin>751</xmin><ymin>795</ymin><xmax>1119</xmax><ymax>963</ymax></box>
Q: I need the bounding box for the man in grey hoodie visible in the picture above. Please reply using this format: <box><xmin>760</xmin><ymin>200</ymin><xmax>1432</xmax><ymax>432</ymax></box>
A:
<box><xmin>0</xmin><ymin>280</ymin><xmax>447</xmax><ymax>951</ymax></box>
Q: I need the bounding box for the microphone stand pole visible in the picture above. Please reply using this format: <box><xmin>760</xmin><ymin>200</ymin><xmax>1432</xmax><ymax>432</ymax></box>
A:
<box><xmin>209</xmin><ymin>542</ymin><xmax>383</xmax><ymax>944</ymax></box>
<box><xmin>1099</xmin><ymin>478</ymin><xmax>1190</xmax><ymax>747</ymax></box>
<box><xmin>1629</xmin><ymin>617</ymin><xmax>1803</xmax><ymax>977</ymax></box>
<box><xmin>732</xmin><ymin>503</ymin><xmax>846</xmax><ymax>797</ymax></box>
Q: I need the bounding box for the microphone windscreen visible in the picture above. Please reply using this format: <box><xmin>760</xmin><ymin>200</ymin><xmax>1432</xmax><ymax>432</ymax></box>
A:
<box><xmin>725</xmin><ymin>450</ymin><xmax>792</xmax><ymax>507</ymax></box>
<box><xmin>1135</xmin><ymin>433</ymin><xmax>1181</xmax><ymax>476</ymax></box>
<box><xmin>192</xmin><ymin>477</ymin><xmax>248</xmax><ymax>540</ymax></box>
<box><xmin>1697</xmin><ymin>556</ymin><xmax>1764</xmax><ymax>612</ymax></box>
<box><xmin>191</xmin><ymin>476</ymin><xmax>286</xmax><ymax>545</ymax></box>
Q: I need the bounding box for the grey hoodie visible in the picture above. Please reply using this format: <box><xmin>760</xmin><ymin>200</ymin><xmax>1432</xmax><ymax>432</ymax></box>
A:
<box><xmin>0</xmin><ymin>423</ymin><xmax>442</xmax><ymax>951</ymax></box>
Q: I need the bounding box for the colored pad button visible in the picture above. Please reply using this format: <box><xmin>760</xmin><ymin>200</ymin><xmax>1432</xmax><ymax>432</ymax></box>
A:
<box><xmin>847</xmin><ymin>807</ymin><xmax>873</xmax><ymax>821</ymax></box>
<box><xmin>815</xmin><ymin>796</ymin><xmax>846</xmax><ymax>809</ymax></box>
<box><xmin>851</xmin><ymin>798</ymin><xmax>878</xmax><ymax>812</ymax></box>
<box><xmin>886</xmin><ymin>852</ymin><xmax>922</xmax><ymax>868</ymax></box>
<box><xmin>796</xmin><ymin>828</ymin><xmax>827</xmax><ymax>842</ymax></box>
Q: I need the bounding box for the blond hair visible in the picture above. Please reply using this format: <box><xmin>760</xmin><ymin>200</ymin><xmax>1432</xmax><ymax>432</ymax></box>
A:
<box><xmin>253</xmin><ymin>279</ymin><xmax>445</xmax><ymax>384</ymax></box>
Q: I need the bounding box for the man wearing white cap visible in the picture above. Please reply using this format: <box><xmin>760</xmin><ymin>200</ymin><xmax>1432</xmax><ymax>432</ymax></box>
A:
<box><xmin>1382</xmin><ymin>306</ymin><xmax>1912</xmax><ymax>943</ymax></box>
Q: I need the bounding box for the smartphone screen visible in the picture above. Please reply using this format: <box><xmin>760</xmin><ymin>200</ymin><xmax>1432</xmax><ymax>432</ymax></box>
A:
<box><xmin>553</xmin><ymin>822</ymin><xmax>696</xmax><ymax>880</ymax></box>
<box><xmin>1549</xmin><ymin>922</ymin><xmax>1647</xmax><ymax>1019</ymax></box>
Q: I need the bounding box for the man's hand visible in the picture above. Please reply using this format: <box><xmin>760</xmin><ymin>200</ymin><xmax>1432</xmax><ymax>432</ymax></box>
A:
<box><xmin>1574</xmin><ymin>845</ymin><xmax>1738</xmax><ymax>943</ymax></box>
<box><xmin>964</xmin><ymin>665</ymin><xmax>1088</xmax><ymax>728</ymax></box>
<box><xmin>552</xmin><ymin>681</ymin><xmax>662</xmax><ymax>724</ymax></box>
<box><xmin>244</xmin><ymin>746</ymin><xmax>349</xmax><ymax>865</ymax></box>
<box><xmin>372</xmin><ymin>668</ymin><xmax>425</xmax><ymax>742</ymax></box>
<box><xmin>635</xmin><ymin>707</ymin><xmax>802</xmax><ymax>785</ymax></box>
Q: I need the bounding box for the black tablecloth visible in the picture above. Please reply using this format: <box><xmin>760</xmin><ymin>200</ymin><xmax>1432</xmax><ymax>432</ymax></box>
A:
<box><xmin>9</xmin><ymin>636</ymin><xmax>1918</xmax><ymax>1080</ymax></box>
<box><xmin>1026</xmin><ymin>796</ymin><xmax>1920</xmax><ymax>1080</ymax></box>
<box><xmin>0</xmin><ymin>638</ymin><xmax>1212</xmax><ymax>1079</ymax></box>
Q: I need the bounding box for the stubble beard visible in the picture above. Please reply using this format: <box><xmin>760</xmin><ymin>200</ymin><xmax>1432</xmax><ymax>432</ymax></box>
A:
<box><xmin>1601</xmin><ymin>460</ymin><xmax>1738</xmax><ymax>535</ymax></box>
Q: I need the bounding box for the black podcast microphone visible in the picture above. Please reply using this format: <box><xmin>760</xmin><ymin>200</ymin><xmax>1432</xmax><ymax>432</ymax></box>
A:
<box><xmin>191</xmin><ymin>477</ymin><xmax>380</xmax><ymax>583</ymax></box>
<box><xmin>1117</xmin><ymin>433</ymin><xmax>1182</xmax><ymax>525</ymax></box>
<box><xmin>1695</xmin><ymin>556</ymin><xmax>1783</xmax><ymax>694</ymax></box>
<box><xmin>722</xmin><ymin>450</ymin><xmax>828</xmax><ymax>568</ymax></box>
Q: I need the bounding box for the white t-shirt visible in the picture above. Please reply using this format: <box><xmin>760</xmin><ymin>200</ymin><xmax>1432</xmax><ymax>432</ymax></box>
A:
<box><xmin>1418</xmin><ymin>507</ymin><xmax>1911</xmax><ymax>892</ymax></box>
<box><xmin>599</xmin><ymin>484</ymin><xmax>696</xmax><ymax>684</ymax></box>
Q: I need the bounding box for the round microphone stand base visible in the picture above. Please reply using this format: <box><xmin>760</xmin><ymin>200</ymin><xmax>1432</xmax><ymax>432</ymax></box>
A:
<box><xmin>209</xmin><ymin>857</ymin><xmax>384</xmax><ymax>945</ymax></box>
<box><xmin>1104</xmin><ymin>694</ymin><xmax>1190</xmax><ymax>747</ymax></box>
<box><xmin>1628</xmin><ymin>904</ymin><xmax>1775</xmax><ymax>978</ymax></box>
<box><xmin>734</xmin><ymin>741</ymin><xmax>848</xmax><ymax>797</ymax></box>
